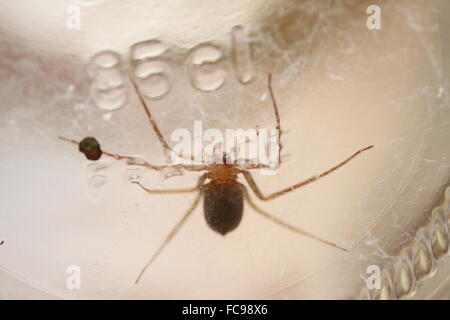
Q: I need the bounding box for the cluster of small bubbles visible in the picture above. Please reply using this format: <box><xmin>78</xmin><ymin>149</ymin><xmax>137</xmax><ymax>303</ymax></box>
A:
<box><xmin>88</xmin><ymin>50</ymin><xmax>128</xmax><ymax>111</ymax></box>
<box><xmin>130</xmin><ymin>40</ymin><xmax>172</xmax><ymax>100</ymax></box>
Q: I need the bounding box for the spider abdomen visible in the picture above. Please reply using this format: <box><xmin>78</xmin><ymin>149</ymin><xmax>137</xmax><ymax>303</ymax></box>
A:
<box><xmin>203</xmin><ymin>182</ymin><xmax>244</xmax><ymax>235</ymax></box>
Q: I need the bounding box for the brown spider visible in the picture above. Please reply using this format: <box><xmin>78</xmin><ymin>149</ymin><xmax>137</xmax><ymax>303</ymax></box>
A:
<box><xmin>60</xmin><ymin>74</ymin><xmax>373</xmax><ymax>284</ymax></box>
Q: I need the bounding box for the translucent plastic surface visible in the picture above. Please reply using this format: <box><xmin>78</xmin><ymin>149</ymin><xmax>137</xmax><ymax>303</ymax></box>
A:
<box><xmin>0</xmin><ymin>0</ymin><xmax>449</xmax><ymax>299</ymax></box>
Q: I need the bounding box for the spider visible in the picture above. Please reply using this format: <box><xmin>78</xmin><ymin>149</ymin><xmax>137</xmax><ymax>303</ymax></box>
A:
<box><xmin>60</xmin><ymin>74</ymin><xmax>373</xmax><ymax>284</ymax></box>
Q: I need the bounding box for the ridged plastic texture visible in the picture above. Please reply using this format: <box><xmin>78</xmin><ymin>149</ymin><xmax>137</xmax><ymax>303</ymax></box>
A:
<box><xmin>358</xmin><ymin>186</ymin><xmax>450</xmax><ymax>300</ymax></box>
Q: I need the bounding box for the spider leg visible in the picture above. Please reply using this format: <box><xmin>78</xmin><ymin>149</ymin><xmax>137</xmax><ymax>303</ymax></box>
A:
<box><xmin>134</xmin><ymin>184</ymin><xmax>204</xmax><ymax>284</ymax></box>
<box><xmin>59</xmin><ymin>136</ymin><xmax>205</xmax><ymax>172</ymax></box>
<box><xmin>133</xmin><ymin>174</ymin><xmax>206</xmax><ymax>194</ymax></box>
<box><xmin>241</xmin><ymin>145</ymin><xmax>374</xmax><ymax>201</ymax></box>
<box><xmin>128</xmin><ymin>76</ymin><xmax>196</xmax><ymax>163</ymax></box>
<box><xmin>239</xmin><ymin>184</ymin><xmax>348</xmax><ymax>252</ymax></box>
<box><xmin>240</xmin><ymin>154</ymin><xmax>289</xmax><ymax>170</ymax></box>
<box><xmin>245</xmin><ymin>74</ymin><xmax>281</xmax><ymax>171</ymax></box>
<box><xmin>242</xmin><ymin>164</ymin><xmax>271</xmax><ymax>170</ymax></box>
<box><xmin>267</xmin><ymin>73</ymin><xmax>282</xmax><ymax>163</ymax></box>
<box><xmin>133</xmin><ymin>181</ymin><xmax>199</xmax><ymax>194</ymax></box>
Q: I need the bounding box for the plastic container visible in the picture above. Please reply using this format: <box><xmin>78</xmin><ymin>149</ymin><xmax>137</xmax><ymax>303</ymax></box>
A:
<box><xmin>0</xmin><ymin>0</ymin><xmax>449</xmax><ymax>299</ymax></box>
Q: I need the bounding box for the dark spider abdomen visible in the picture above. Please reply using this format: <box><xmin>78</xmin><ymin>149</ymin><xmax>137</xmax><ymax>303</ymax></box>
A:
<box><xmin>203</xmin><ymin>182</ymin><xmax>244</xmax><ymax>235</ymax></box>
